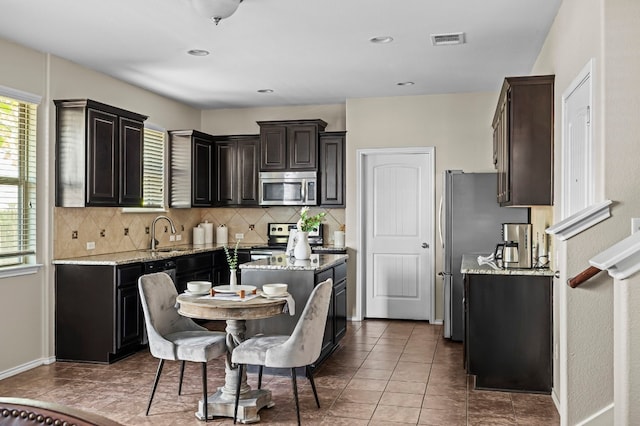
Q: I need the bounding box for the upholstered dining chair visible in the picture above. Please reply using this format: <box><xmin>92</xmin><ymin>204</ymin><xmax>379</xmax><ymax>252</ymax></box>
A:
<box><xmin>138</xmin><ymin>272</ymin><xmax>227</xmax><ymax>422</ymax></box>
<box><xmin>232</xmin><ymin>278</ymin><xmax>333</xmax><ymax>425</ymax></box>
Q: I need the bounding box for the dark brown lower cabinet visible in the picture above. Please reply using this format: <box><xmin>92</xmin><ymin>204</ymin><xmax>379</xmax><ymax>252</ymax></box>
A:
<box><xmin>464</xmin><ymin>273</ymin><xmax>552</xmax><ymax>393</ymax></box>
<box><xmin>55</xmin><ymin>263</ymin><xmax>144</xmax><ymax>363</ymax></box>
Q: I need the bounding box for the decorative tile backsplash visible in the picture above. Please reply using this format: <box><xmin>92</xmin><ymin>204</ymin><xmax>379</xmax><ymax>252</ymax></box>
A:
<box><xmin>53</xmin><ymin>206</ymin><xmax>346</xmax><ymax>259</ymax></box>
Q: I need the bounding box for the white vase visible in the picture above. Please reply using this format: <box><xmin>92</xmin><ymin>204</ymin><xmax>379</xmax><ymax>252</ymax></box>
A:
<box><xmin>294</xmin><ymin>231</ymin><xmax>311</xmax><ymax>260</ymax></box>
<box><xmin>229</xmin><ymin>268</ymin><xmax>237</xmax><ymax>290</ymax></box>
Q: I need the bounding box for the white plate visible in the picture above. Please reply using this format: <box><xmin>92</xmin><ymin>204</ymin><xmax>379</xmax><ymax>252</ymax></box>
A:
<box><xmin>259</xmin><ymin>291</ymin><xmax>290</xmax><ymax>299</ymax></box>
<box><xmin>213</xmin><ymin>284</ymin><xmax>257</xmax><ymax>293</ymax></box>
<box><xmin>184</xmin><ymin>289</ymin><xmax>210</xmax><ymax>296</ymax></box>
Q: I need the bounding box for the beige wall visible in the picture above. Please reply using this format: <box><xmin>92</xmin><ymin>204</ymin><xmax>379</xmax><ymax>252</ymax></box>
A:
<box><xmin>530</xmin><ymin>0</ymin><xmax>640</xmax><ymax>423</ymax></box>
<box><xmin>345</xmin><ymin>93</ymin><xmax>499</xmax><ymax>321</ymax></box>
<box><xmin>0</xmin><ymin>36</ymin><xmax>201</xmax><ymax>375</ymax></box>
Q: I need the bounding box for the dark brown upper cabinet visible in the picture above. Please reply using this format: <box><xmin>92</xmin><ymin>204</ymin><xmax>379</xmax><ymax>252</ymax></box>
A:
<box><xmin>213</xmin><ymin>135</ymin><xmax>260</xmax><ymax>206</ymax></box>
<box><xmin>55</xmin><ymin>99</ymin><xmax>147</xmax><ymax>207</ymax></box>
<box><xmin>169</xmin><ymin>130</ymin><xmax>215</xmax><ymax>208</ymax></box>
<box><xmin>492</xmin><ymin>75</ymin><xmax>554</xmax><ymax>206</ymax></box>
<box><xmin>319</xmin><ymin>131</ymin><xmax>346</xmax><ymax>207</ymax></box>
<box><xmin>258</xmin><ymin>119</ymin><xmax>327</xmax><ymax>171</ymax></box>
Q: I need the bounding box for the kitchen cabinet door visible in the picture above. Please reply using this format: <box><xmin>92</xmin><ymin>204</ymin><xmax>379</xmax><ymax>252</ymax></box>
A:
<box><xmin>492</xmin><ymin>75</ymin><xmax>554</xmax><ymax>206</ymax></box>
<box><xmin>258</xmin><ymin>119</ymin><xmax>327</xmax><ymax>171</ymax></box>
<box><xmin>118</xmin><ymin>117</ymin><xmax>144</xmax><ymax>206</ymax></box>
<box><xmin>87</xmin><ymin>108</ymin><xmax>119</xmax><ymax>206</ymax></box>
<box><xmin>169</xmin><ymin>130</ymin><xmax>216</xmax><ymax>208</ymax></box>
<box><xmin>214</xmin><ymin>135</ymin><xmax>259</xmax><ymax>206</ymax></box>
<box><xmin>319</xmin><ymin>131</ymin><xmax>345</xmax><ymax>206</ymax></box>
<box><xmin>55</xmin><ymin>99</ymin><xmax>147</xmax><ymax>207</ymax></box>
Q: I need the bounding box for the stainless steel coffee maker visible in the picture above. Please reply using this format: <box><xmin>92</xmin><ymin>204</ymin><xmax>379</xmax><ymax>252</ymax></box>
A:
<box><xmin>501</xmin><ymin>223</ymin><xmax>533</xmax><ymax>269</ymax></box>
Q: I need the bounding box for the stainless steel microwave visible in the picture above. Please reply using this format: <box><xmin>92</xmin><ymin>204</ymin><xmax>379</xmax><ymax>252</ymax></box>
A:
<box><xmin>259</xmin><ymin>171</ymin><xmax>318</xmax><ymax>206</ymax></box>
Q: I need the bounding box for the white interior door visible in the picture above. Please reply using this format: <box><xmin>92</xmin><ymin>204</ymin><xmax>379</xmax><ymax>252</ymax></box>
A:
<box><xmin>563</xmin><ymin>60</ymin><xmax>594</xmax><ymax>217</ymax></box>
<box><xmin>362</xmin><ymin>149</ymin><xmax>433</xmax><ymax>320</ymax></box>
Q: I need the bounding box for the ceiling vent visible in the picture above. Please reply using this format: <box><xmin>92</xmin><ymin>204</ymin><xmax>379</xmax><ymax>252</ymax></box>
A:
<box><xmin>431</xmin><ymin>32</ymin><xmax>466</xmax><ymax>46</ymax></box>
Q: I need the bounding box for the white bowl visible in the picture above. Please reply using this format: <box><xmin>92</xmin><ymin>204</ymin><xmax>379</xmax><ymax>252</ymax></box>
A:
<box><xmin>262</xmin><ymin>283</ymin><xmax>288</xmax><ymax>296</ymax></box>
<box><xmin>187</xmin><ymin>281</ymin><xmax>212</xmax><ymax>294</ymax></box>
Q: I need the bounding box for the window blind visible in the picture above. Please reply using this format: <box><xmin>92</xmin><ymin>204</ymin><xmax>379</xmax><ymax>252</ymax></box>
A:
<box><xmin>0</xmin><ymin>95</ymin><xmax>37</xmax><ymax>267</ymax></box>
<box><xmin>143</xmin><ymin>127</ymin><xmax>165</xmax><ymax>208</ymax></box>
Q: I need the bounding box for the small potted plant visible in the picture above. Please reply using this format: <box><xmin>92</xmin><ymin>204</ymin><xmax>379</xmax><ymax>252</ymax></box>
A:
<box><xmin>224</xmin><ymin>240</ymin><xmax>240</xmax><ymax>288</ymax></box>
<box><xmin>294</xmin><ymin>207</ymin><xmax>326</xmax><ymax>259</ymax></box>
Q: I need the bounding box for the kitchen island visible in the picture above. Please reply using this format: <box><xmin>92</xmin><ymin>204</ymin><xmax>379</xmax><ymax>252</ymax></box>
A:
<box><xmin>240</xmin><ymin>253</ymin><xmax>348</xmax><ymax>367</ymax></box>
<box><xmin>461</xmin><ymin>254</ymin><xmax>554</xmax><ymax>393</ymax></box>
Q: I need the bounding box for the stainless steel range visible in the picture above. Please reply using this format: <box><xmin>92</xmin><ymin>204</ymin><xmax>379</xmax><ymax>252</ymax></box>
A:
<box><xmin>250</xmin><ymin>222</ymin><xmax>324</xmax><ymax>260</ymax></box>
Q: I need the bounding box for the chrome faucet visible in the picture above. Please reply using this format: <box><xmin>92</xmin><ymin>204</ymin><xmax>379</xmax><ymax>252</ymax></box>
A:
<box><xmin>150</xmin><ymin>215</ymin><xmax>177</xmax><ymax>251</ymax></box>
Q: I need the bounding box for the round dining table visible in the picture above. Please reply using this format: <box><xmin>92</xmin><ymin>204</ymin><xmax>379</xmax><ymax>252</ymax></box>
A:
<box><xmin>176</xmin><ymin>291</ymin><xmax>287</xmax><ymax>423</ymax></box>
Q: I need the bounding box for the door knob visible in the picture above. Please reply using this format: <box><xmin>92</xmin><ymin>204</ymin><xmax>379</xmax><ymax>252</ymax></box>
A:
<box><xmin>422</xmin><ymin>243</ymin><xmax>429</xmax><ymax>248</ymax></box>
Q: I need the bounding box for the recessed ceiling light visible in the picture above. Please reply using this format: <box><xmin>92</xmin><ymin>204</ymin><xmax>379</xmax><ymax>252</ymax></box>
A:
<box><xmin>397</xmin><ymin>81</ymin><xmax>415</xmax><ymax>86</ymax></box>
<box><xmin>257</xmin><ymin>89</ymin><xmax>274</xmax><ymax>93</ymax></box>
<box><xmin>187</xmin><ymin>49</ymin><xmax>210</xmax><ymax>56</ymax></box>
<box><xmin>369</xmin><ymin>36</ymin><xmax>394</xmax><ymax>44</ymax></box>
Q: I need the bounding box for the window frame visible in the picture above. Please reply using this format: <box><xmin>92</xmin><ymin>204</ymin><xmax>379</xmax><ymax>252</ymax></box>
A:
<box><xmin>0</xmin><ymin>85</ymin><xmax>41</xmax><ymax>275</ymax></box>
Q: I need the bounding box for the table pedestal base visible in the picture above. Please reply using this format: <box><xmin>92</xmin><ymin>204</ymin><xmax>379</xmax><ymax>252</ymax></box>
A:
<box><xmin>196</xmin><ymin>388</ymin><xmax>274</xmax><ymax>423</ymax></box>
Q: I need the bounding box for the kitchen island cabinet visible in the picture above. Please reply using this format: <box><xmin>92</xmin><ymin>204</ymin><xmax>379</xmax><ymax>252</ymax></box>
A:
<box><xmin>462</xmin><ymin>255</ymin><xmax>554</xmax><ymax>393</ymax></box>
<box><xmin>240</xmin><ymin>254</ymin><xmax>348</xmax><ymax>369</ymax></box>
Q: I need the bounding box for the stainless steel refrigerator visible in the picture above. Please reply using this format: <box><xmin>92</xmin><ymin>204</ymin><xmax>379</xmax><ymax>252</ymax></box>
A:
<box><xmin>440</xmin><ymin>170</ymin><xmax>529</xmax><ymax>341</ymax></box>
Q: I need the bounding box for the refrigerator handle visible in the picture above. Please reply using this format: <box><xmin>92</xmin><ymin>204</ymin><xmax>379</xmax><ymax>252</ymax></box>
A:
<box><xmin>438</xmin><ymin>196</ymin><xmax>444</xmax><ymax>248</ymax></box>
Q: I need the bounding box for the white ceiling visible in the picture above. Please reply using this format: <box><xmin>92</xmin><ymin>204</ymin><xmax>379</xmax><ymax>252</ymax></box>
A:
<box><xmin>0</xmin><ymin>0</ymin><xmax>561</xmax><ymax>109</ymax></box>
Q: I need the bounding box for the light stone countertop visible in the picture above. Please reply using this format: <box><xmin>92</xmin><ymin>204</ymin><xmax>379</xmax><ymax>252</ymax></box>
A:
<box><xmin>51</xmin><ymin>243</ymin><xmax>235</xmax><ymax>266</ymax></box>
<box><xmin>461</xmin><ymin>254</ymin><xmax>556</xmax><ymax>276</ymax></box>
<box><xmin>240</xmin><ymin>253</ymin><xmax>348</xmax><ymax>271</ymax></box>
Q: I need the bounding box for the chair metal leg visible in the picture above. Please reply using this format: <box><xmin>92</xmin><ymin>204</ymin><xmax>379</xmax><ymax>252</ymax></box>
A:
<box><xmin>306</xmin><ymin>365</ymin><xmax>320</xmax><ymax>408</ymax></box>
<box><xmin>258</xmin><ymin>365</ymin><xmax>263</xmax><ymax>389</ymax></box>
<box><xmin>178</xmin><ymin>360</ymin><xmax>186</xmax><ymax>395</ymax></box>
<box><xmin>291</xmin><ymin>368</ymin><xmax>301</xmax><ymax>426</ymax></box>
<box><xmin>234</xmin><ymin>364</ymin><xmax>243</xmax><ymax>424</ymax></box>
<box><xmin>202</xmin><ymin>362</ymin><xmax>208</xmax><ymax>422</ymax></box>
<box><xmin>146</xmin><ymin>359</ymin><xmax>165</xmax><ymax>416</ymax></box>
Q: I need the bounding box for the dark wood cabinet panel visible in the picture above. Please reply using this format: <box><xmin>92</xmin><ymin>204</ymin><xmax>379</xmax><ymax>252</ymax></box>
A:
<box><xmin>169</xmin><ymin>130</ymin><xmax>216</xmax><ymax>208</ymax></box>
<box><xmin>55</xmin><ymin>99</ymin><xmax>146</xmax><ymax>207</ymax></box>
<box><xmin>213</xmin><ymin>135</ymin><xmax>259</xmax><ymax>206</ymax></box>
<box><xmin>492</xmin><ymin>75</ymin><xmax>554</xmax><ymax>206</ymax></box>
<box><xmin>464</xmin><ymin>273</ymin><xmax>552</xmax><ymax>393</ymax></box>
<box><xmin>258</xmin><ymin>120</ymin><xmax>327</xmax><ymax>171</ymax></box>
<box><xmin>119</xmin><ymin>117</ymin><xmax>144</xmax><ymax>205</ymax></box>
<box><xmin>87</xmin><ymin>108</ymin><xmax>118</xmax><ymax>205</ymax></box>
<box><xmin>319</xmin><ymin>131</ymin><xmax>345</xmax><ymax>206</ymax></box>
<box><xmin>260</xmin><ymin>125</ymin><xmax>287</xmax><ymax>171</ymax></box>
<box><xmin>55</xmin><ymin>263</ymin><xmax>144</xmax><ymax>363</ymax></box>
<box><xmin>288</xmin><ymin>124</ymin><xmax>317</xmax><ymax>169</ymax></box>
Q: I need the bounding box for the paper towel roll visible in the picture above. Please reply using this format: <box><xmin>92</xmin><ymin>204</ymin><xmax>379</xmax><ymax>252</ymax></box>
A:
<box><xmin>216</xmin><ymin>225</ymin><xmax>228</xmax><ymax>245</ymax></box>
<box><xmin>200</xmin><ymin>221</ymin><xmax>214</xmax><ymax>244</ymax></box>
<box><xmin>193</xmin><ymin>226</ymin><xmax>205</xmax><ymax>245</ymax></box>
<box><xmin>334</xmin><ymin>231</ymin><xmax>345</xmax><ymax>248</ymax></box>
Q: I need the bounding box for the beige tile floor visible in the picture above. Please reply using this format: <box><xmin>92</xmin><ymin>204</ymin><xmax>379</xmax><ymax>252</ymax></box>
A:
<box><xmin>0</xmin><ymin>320</ymin><xmax>559</xmax><ymax>425</ymax></box>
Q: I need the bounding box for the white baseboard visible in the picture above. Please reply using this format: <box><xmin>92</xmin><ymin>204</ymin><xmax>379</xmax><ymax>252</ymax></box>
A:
<box><xmin>576</xmin><ymin>403</ymin><xmax>614</xmax><ymax>426</ymax></box>
<box><xmin>0</xmin><ymin>356</ymin><xmax>56</xmax><ymax>381</ymax></box>
<box><xmin>431</xmin><ymin>319</ymin><xmax>443</xmax><ymax>325</ymax></box>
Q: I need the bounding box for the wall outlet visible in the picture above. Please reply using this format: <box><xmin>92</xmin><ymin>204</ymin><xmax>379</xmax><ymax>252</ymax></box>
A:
<box><xmin>169</xmin><ymin>235</ymin><xmax>176</xmax><ymax>241</ymax></box>
<box><xmin>176</xmin><ymin>234</ymin><xmax>182</xmax><ymax>241</ymax></box>
<box><xmin>235</xmin><ymin>233</ymin><xmax>244</xmax><ymax>240</ymax></box>
<box><xmin>86</xmin><ymin>241</ymin><xmax>96</xmax><ymax>250</ymax></box>
<box><xmin>632</xmin><ymin>218</ymin><xmax>640</xmax><ymax>234</ymax></box>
